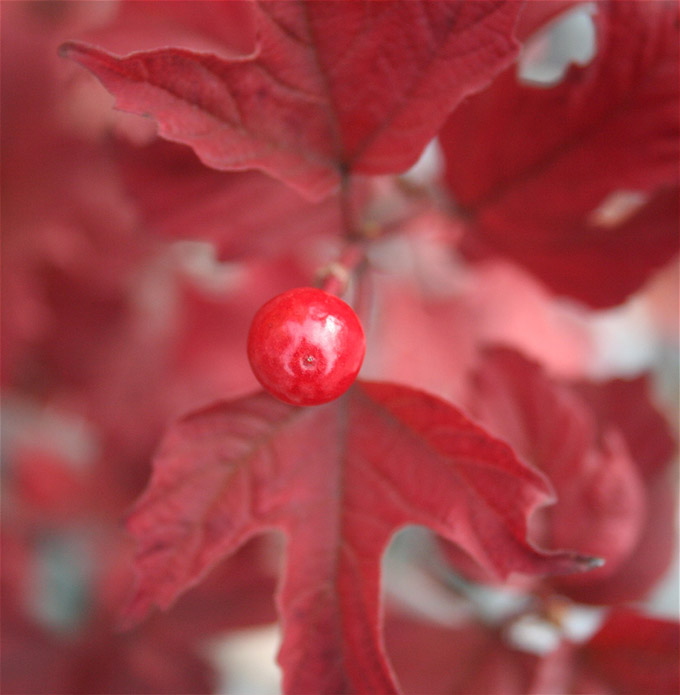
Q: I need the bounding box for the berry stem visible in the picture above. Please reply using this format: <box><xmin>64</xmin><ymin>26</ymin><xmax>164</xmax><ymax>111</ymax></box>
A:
<box><xmin>317</xmin><ymin>241</ymin><xmax>367</xmax><ymax>297</ymax></box>
<box><xmin>339</xmin><ymin>173</ymin><xmax>359</xmax><ymax>240</ymax></box>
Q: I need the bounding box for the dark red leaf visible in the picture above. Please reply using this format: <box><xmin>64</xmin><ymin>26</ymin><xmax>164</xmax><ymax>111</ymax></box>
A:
<box><xmin>2</xmin><ymin>614</ymin><xmax>217</xmax><ymax>695</ymax></box>
<box><xmin>580</xmin><ymin>609</ymin><xmax>680</xmax><ymax>695</ymax></box>
<box><xmin>61</xmin><ymin>1</ymin><xmax>521</xmax><ymax>199</ymax></box>
<box><xmin>440</xmin><ymin>0</ymin><xmax>680</xmax><ymax>307</ymax></box>
<box><xmin>122</xmin><ymin>382</ymin><xmax>596</xmax><ymax>694</ymax></box>
<box><xmin>157</xmin><ymin>536</ymin><xmax>278</xmax><ymax>637</ymax></box>
<box><xmin>115</xmin><ymin>138</ymin><xmax>349</xmax><ymax>259</ymax></box>
<box><xmin>386</xmin><ymin>607</ymin><xmax>680</xmax><ymax>695</ymax></box>
<box><xmin>385</xmin><ymin>612</ymin><xmax>529</xmax><ymax>695</ymax></box>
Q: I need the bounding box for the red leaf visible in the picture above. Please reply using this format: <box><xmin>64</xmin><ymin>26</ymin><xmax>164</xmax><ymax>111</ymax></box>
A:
<box><xmin>157</xmin><ymin>537</ymin><xmax>278</xmax><ymax>637</ymax></box>
<box><xmin>115</xmin><ymin>138</ymin><xmax>348</xmax><ymax>259</ymax></box>
<box><xmin>61</xmin><ymin>1</ymin><xmax>521</xmax><ymax>200</ymax></box>
<box><xmin>464</xmin><ymin>348</ymin><xmax>646</xmax><ymax>590</ymax></box>
<box><xmin>553</xmin><ymin>374</ymin><xmax>678</xmax><ymax>603</ymax></box>
<box><xmin>440</xmin><ymin>1</ymin><xmax>680</xmax><ymax>307</ymax></box>
<box><xmin>385</xmin><ymin>610</ymin><xmax>574</xmax><ymax>695</ymax></box>
<box><xmin>572</xmin><ymin>375</ymin><xmax>677</xmax><ymax>479</ymax></box>
<box><xmin>553</xmin><ymin>464</ymin><xmax>678</xmax><ymax>606</ymax></box>
<box><xmin>581</xmin><ymin>609</ymin><xmax>680</xmax><ymax>695</ymax></box>
<box><xmin>385</xmin><ymin>607</ymin><xmax>680</xmax><ymax>695</ymax></box>
<box><xmin>122</xmin><ymin>382</ymin><xmax>596</xmax><ymax>694</ymax></box>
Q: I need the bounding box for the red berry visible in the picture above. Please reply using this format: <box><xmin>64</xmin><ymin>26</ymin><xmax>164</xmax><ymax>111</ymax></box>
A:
<box><xmin>247</xmin><ymin>287</ymin><xmax>366</xmax><ymax>406</ymax></box>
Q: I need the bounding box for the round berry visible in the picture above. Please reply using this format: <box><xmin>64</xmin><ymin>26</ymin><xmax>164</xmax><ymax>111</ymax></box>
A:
<box><xmin>247</xmin><ymin>287</ymin><xmax>365</xmax><ymax>406</ymax></box>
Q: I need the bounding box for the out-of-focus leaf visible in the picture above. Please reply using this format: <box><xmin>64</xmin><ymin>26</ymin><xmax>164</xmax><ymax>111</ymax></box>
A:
<box><xmin>440</xmin><ymin>1</ymin><xmax>680</xmax><ymax>307</ymax></box>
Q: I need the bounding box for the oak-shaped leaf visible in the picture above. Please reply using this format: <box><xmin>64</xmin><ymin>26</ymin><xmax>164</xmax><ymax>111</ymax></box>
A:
<box><xmin>61</xmin><ymin>0</ymin><xmax>521</xmax><ymax>200</ymax></box>
<box><xmin>440</xmin><ymin>0</ymin><xmax>680</xmax><ymax>307</ymax></box>
<box><xmin>122</xmin><ymin>381</ymin><xmax>597</xmax><ymax>695</ymax></box>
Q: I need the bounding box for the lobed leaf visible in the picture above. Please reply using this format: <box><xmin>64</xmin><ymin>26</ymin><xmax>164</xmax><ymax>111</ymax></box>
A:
<box><xmin>440</xmin><ymin>0</ymin><xmax>680</xmax><ymax>307</ymax></box>
<box><xmin>61</xmin><ymin>0</ymin><xmax>521</xmax><ymax>200</ymax></box>
<box><xmin>123</xmin><ymin>381</ymin><xmax>597</xmax><ymax>694</ymax></box>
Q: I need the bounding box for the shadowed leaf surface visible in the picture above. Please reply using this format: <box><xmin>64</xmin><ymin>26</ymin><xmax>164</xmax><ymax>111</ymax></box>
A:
<box><xmin>440</xmin><ymin>1</ymin><xmax>680</xmax><ymax>307</ymax></box>
<box><xmin>385</xmin><ymin>607</ymin><xmax>680</xmax><ymax>695</ymax></box>
<box><xmin>581</xmin><ymin>608</ymin><xmax>680</xmax><ymax>695</ymax></box>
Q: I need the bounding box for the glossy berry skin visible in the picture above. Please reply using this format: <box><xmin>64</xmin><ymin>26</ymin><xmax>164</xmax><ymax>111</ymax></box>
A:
<box><xmin>247</xmin><ymin>287</ymin><xmax>365</xmax><ymax>406</ymax></box>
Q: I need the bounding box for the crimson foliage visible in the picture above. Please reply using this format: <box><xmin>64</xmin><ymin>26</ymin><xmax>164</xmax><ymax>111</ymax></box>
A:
<box><xmin>2</xmin><ymin>2</ymin><xmax>678</xmax><ymax>694</ymax></box>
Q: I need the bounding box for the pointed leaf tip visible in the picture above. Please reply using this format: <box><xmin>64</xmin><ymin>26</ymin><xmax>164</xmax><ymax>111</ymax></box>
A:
<box><xmin>58</xmin><ymin>2</ymin><xmax>522</xmax><ymax>199</ymax></box>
